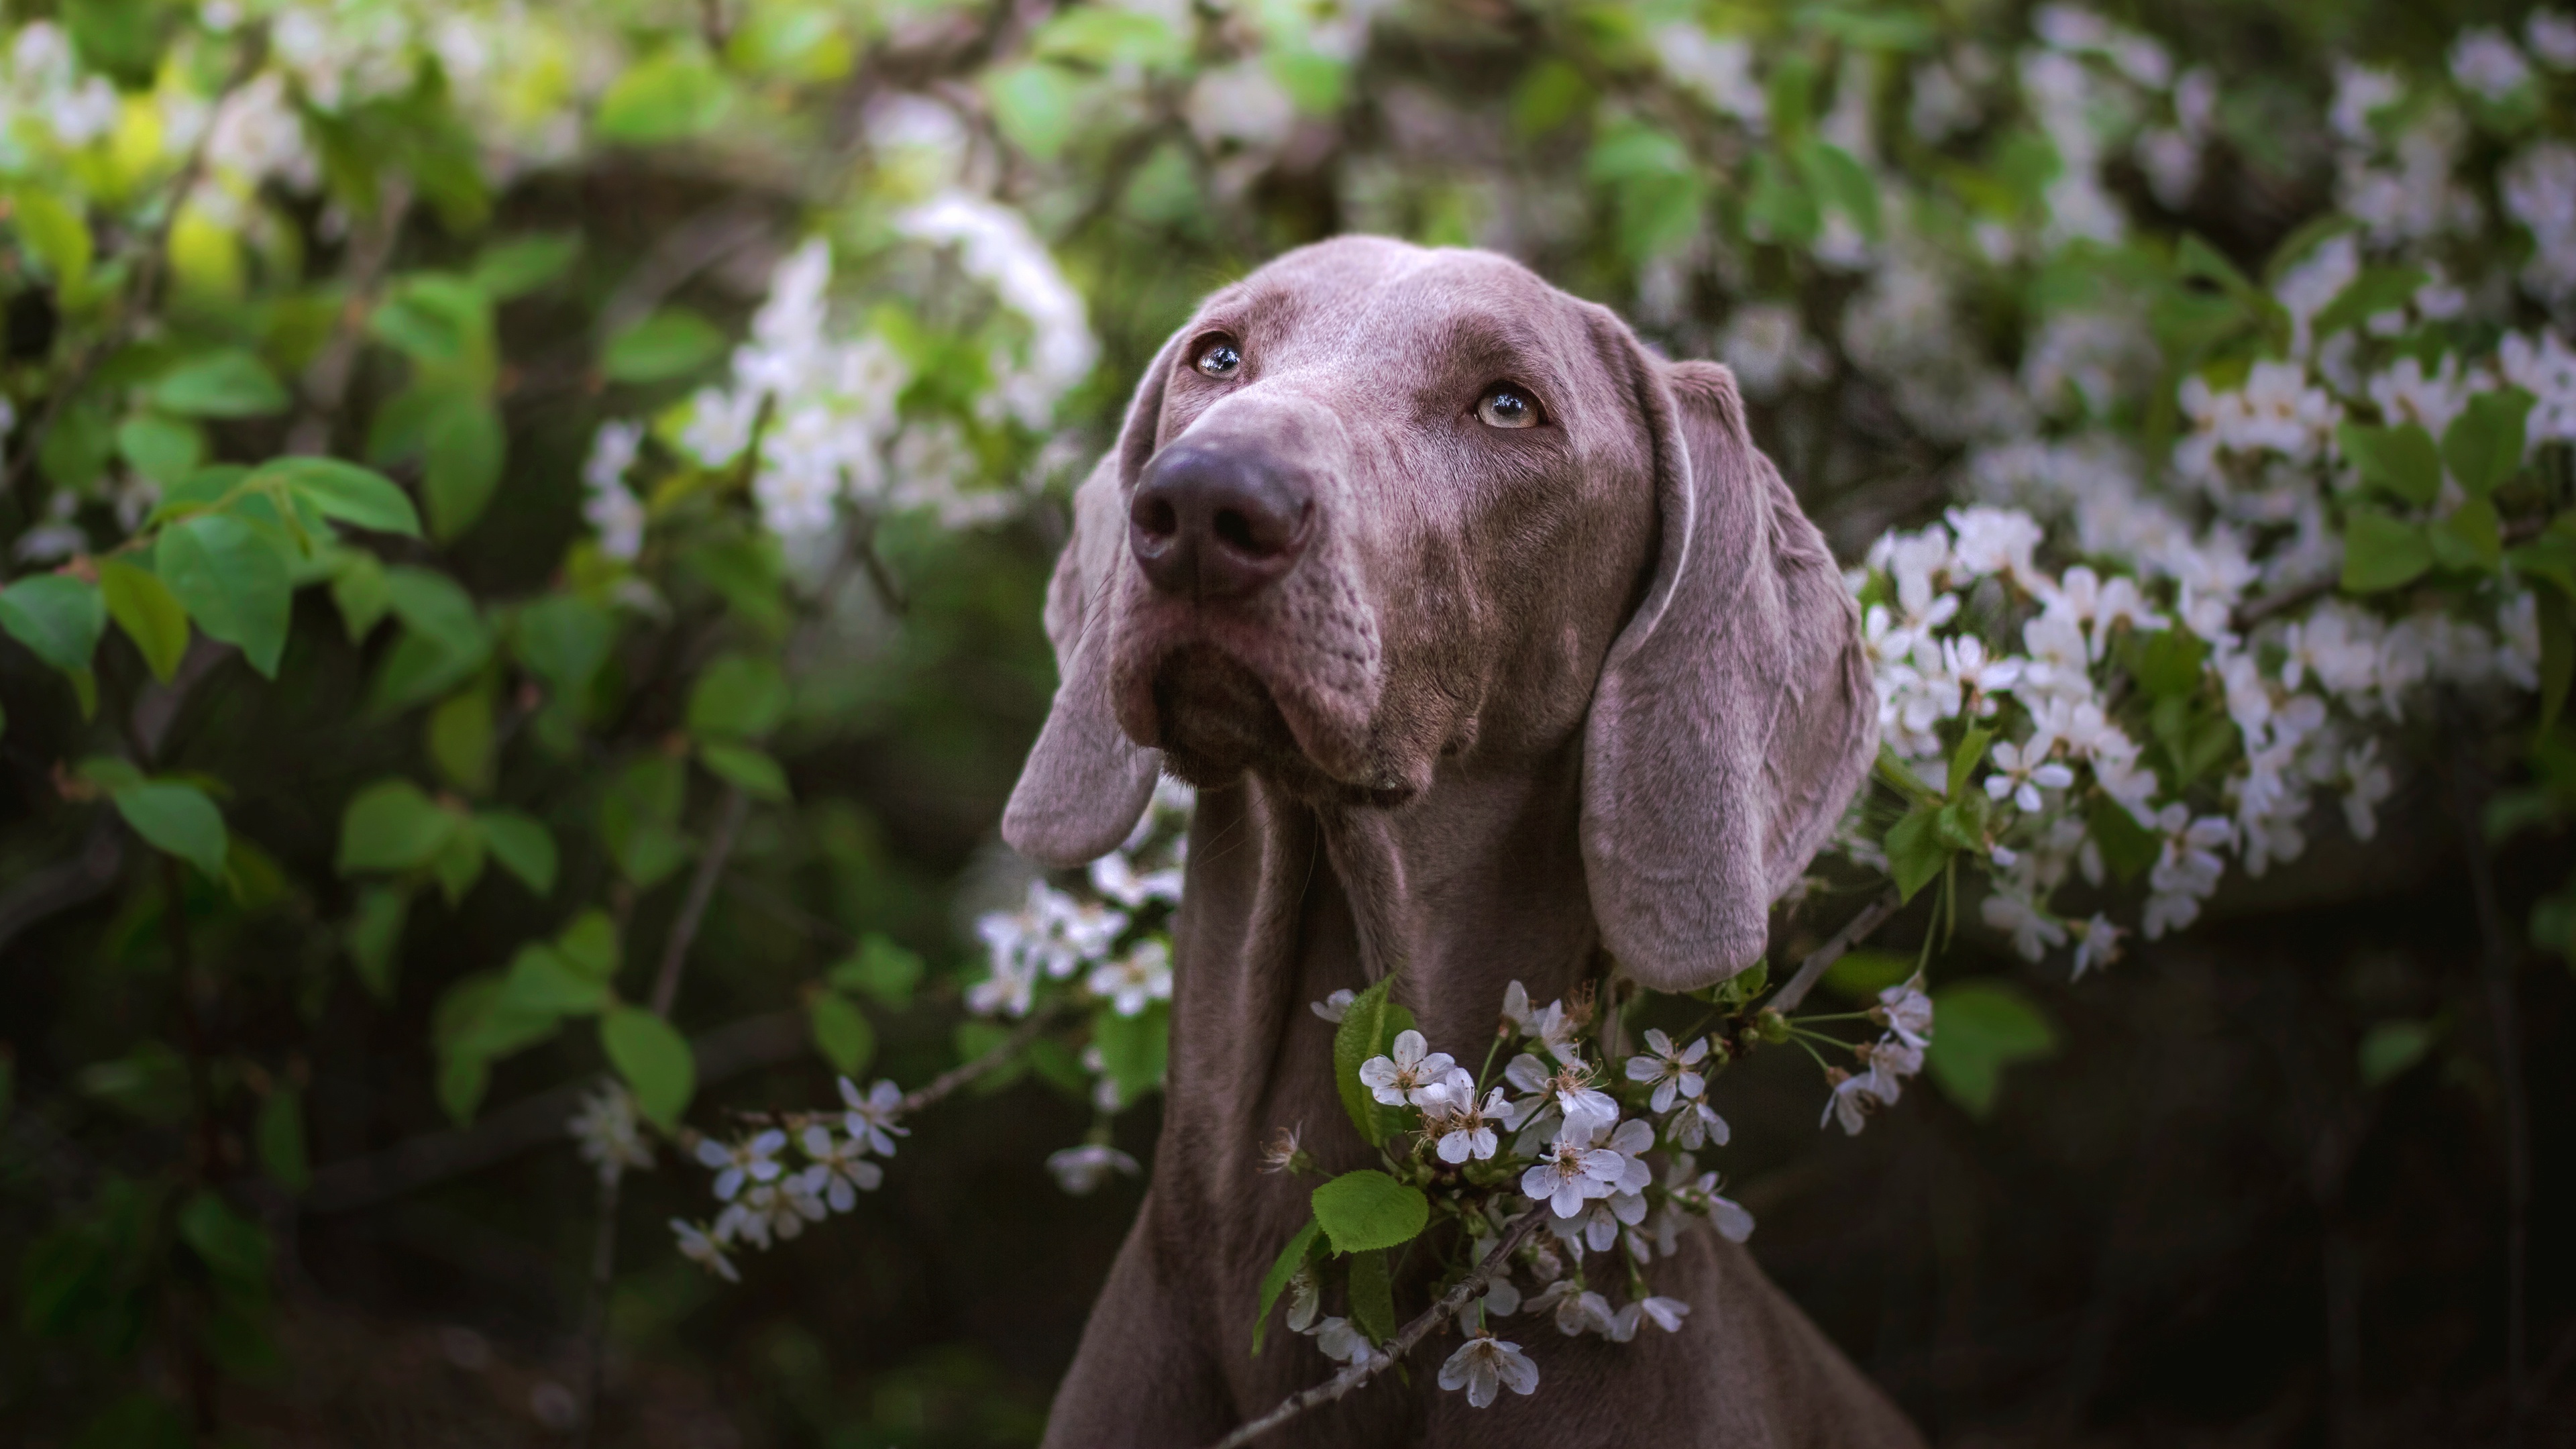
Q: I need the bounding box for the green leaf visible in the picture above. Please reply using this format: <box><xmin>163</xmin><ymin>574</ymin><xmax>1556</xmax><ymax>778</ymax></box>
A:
<box><xmin>603</xmin><ymin>308</ymin><xmax>727</xmax><ymax>383</ymax></box>
<box><xmin>699</xmin><ymin>741</ymin><xmax>790</xmax><ymax>801</ymax></box>
<box><xmin>555</xmin><ymin>911</ymin><xmax>621</xmax><ymax>983</ymax></box>
<box><xmin>600</xmin><ymin>753</ymin><xmax>692</xmax><ymax>888</ymax></box>
<box><xmin>0</xmin><ymin>573</ymin><xmax>105</xmax><ymax>672</ymax></box>
<box><xmin>1821</xmin><ymin>949</ymin><xmax>1916</xmax><ymax>1002</ymax></box>
<box><xmin>1092</xmin><ymin>1002</ymin><xmax>1171</xmax><ymax>1102</ymax></box>
<box><xmin>1925</xmin><ymin>981</ymin><xmax>2057</xmax><ymax>1117</ymax></box>
<box><xmin>1798</xmin><ymin>138</ymin><xmax>1880</xmax><ymax>239</ymax></box>
<box><xmin>427</xmin><ymin>685</ymin><xmax>495</xmax><ymax>794</ymax></box>
<box><xmin>113</xmin><ymin>781</ymin><xmax>229</xmax><ymax>878</ymax></box>
<box><xmin>96</xmin><ymin>558</ymin><xmax>189</xmax><ymax>682</ymax></box>
<box><xmin>601</xmin><ymin>1006</ymin><xmax>695</xmax><ymax>1129</ymax></box>
<box><xmin>151</xmin><ymin>350</ymin><xmax>289</xmax><ymax>418</ymax></box>
<box><xmin>2432</xmin><ymin>496</ymin><xmax>2504</xmax><ymax>572</ymax></box>
<box><xmin>176</xmin><ymin>1191</ymin><xmax>270</xmax><ymax>1287</ymax></box>
<box><xmin>2359</xmin><ymin>1019</ymin><xmax>2434</xmax><ymax>1087</ymax></box>
<box><xmin>329</xmin><ymin>549</ymin><xmax>392</xmax><ymax>643</ymax></box>
<box><xmin>2340</xmin><ymin>508</ymin><xmax>2434</xmax><ymax>594</ymax></box>
<box><xmin>2135</xmin><ymin>626</ymin><xmax>2211</xmax><ymax>698</ymax></box>
<box><xmin>385</xmin><ymin>567</ymin><xmax>488</xmax><ymax>659</ymax></box>
<box><xmin>2311</xmin><ymin>265</ymin><xmax>2427</xmax><ymax>339</ymax></box>
<box><xmin>1330</xmin><ymin>976</ymin><xmax>1415</xmax><ymax>1145</ymax></box>
<box><xmin>1744</xmin><ymin>149</ymin><xmax>1821</xmax><ymax>247</ymax></box>
<box><xmin>498</xmin><ymin>943</ymin><xmax>608</xmax><ymax>1016</ymax></box>
<box><xmin>438</xmin><ymin>1052</ymin><xmax>490</xmax><ymax>1124</ymax></box>
<box><xmin>260</xmin><ymin>456</ymin><xmax>421</xmax><ymax>537</ymax></box>
<box><xmin>156</xmin><ymin>513</ymin><xmax>292</xmax><ymax>677</ymax></box>
<box><xmin>985</xmin><ymin>61</ymin><xmax>1082</xmax><ymax>162</ymax></box>
<box><xmin>335</xmin><ymin>778</ymin><xmax>459</xmax><ymax>875</ymax></box>
<box><xmin>11</xmin><ymin>187</ymin><xmax>92</xmax><ymax>289</ymax></box>
<box><xmin>478</xmin><ymin>810</ymin><xmax>557</xmax><ymax>896</ymax></box>
<box><xmin>345</xmin><ymin>885</ymin><xmax>407</xmax><ymax>1000</ymax></box>
<box><xmin>2336</xmin><ymin>422</ymin><xmax>2441</xmax><ymax>508</ymax></box>
<box><xmin>828</xmin><ymin>934</ymin><xmax>926</xmax><ymax>1008</ymax></box>
<box><xmin>469</xmin><ymin>233</ymin><xmax>580</xmax><ymax>298</ymax></box>
<box><xmin>76</xmin><ymin>755</ymin><xmax>144</xmax><ymax>793</ymax></box>
<box><xmin>808</xmin><ymin>990</ymin><xmax>877</xmax><ymax>1074</ymax></box>
<box><xmin>1348</xmin><ymin>1246</ymin><xmax>1396</xmax><ymax>1342</ymax></box>
<box><xmin>1252</xmin><ymin>1219</ymin><xmax>1322</xmax><ymax>1353</ymax></box>
<box><xmin>1882</xmin><ymin>804</ymin><xmax>1949</xmax><ymax>903</ymax></box>
<box><xmin>115</xmin><ymin>413</ymin><xmax>205</xmax><ymax>486</ymax></box>
<box><xmin>686</xmin><ymin>653</ymin><xmax>790</xmax><ymax>738</ymax></box>
<box><xmin>368</xmin><ymin>280</ymin><xmax>486</xmax><ymax>367</ymax></box>
<box><xmin>2443</xmin><ymin>388</ymin><xmax>2535</xmax><ymax>500</ymax></box>
<box><xmin>1310</xmin><ymin>1169</ymin><xmax>1430</xmax><ymax>1254</ymax></box>
<box><xmin>2087</xmin><ymin>798</ymin><xmax>2161</xmax><ymax>881</ymax></box>
<box><xmin>514</xmin><ymin>594</ymin><xmax>615</xmax><ymax>702</ymax></box>
<box><xmin>1946</xmin><ymin>724</ymin><xmax>1993</xmax><ymax>800</ymax></box>
<box><xmin>595</xmin><ymin>48</ymin><xmax>735</xmax><ymax>144</ymax></box>
<box><xmin>256</xmin><ymin>1087</ymin><xmax>310</xmax><ymax>1193</ymax></box>
<box><xmin>431</xmin><ymin>814</ymin><xmax>487</xmax><ymax>904</ymax></box>
<box><xmin>422</xmin><ymin>392</ymin><xmax>504</xmax><ymax>540</ymax></box>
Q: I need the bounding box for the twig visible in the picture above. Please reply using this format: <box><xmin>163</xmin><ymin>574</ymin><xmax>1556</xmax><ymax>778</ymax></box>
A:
<box><xmin>2232</xmin><ymin>575</ymin><xmax>2336</xmax><ymax>631</ymax></box>
<box><xmin>582</xmin><ymin>782</ymin><xmax>751</xmax><ymax>1440</ymax></box>
<box><xmin>1205</xmin><ymin>1205</ymin><xmax>1552</xmax><ymax>1449</ymax></box>
<box><xmin>900</xmin><ymin>1000</ymin><xmax>1071</xmax><ymax>1115</ymax></box>
<box><xmin>1768</xmin><ymin>886</ymin><xmax>1906</xmax><ymax>1016</ymax></box>
<box><xmin>285</xmin><ymin>183</ymin><xmax>412</xmax><ymax>457</ymax></box>
<box><xmin>2446</xmin><ymin>703</ymin><xmax>2530</xmax><ymax>1449</ymax></box>
<box><xmin>301</xmin><ymin>1010</ymin><xmax>808</xmax><ymax>1214</ymax></box>
<box><xmin>162</xmin><ymin>856</ymin><xmax>222</xmax><ymax>1436</ymax></box>
<box><xmin>649</xmin><ymin>785</ymin><xmax>750</xmax><ymax>1017</ymax></box>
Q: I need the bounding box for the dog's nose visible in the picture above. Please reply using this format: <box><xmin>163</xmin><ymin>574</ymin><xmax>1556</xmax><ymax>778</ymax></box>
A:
<box><xmin>1128</xmin><ymin>444</ymin><xmax>1313</xmax><ymax>599</ymax></box>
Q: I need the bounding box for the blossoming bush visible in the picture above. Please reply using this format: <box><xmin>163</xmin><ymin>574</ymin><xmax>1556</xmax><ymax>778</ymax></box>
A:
<box><xmin>1</xmin><ymin>0</ymin><xmax>2569</xmax><ymax>1440</ymax></box>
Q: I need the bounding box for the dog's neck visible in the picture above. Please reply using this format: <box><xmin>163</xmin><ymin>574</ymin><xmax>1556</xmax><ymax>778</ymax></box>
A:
<box><xmin>1155</xmin><ymin>739</ymin><xmax>1602</xmax><ymax>1230</ymax></box>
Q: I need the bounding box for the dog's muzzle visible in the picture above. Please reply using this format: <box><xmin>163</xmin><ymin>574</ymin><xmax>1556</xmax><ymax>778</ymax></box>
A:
<box><xmin>1126</xmin><ymin>441</ymin><xmax>1315</xmax><ymax>600</ymax></box>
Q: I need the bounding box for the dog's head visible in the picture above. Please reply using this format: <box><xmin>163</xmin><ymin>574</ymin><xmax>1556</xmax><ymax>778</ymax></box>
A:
<box><xmin>1003</xmin><ymin>237</ymin><xmax>1874</xmax><ymax>988</ymax></box>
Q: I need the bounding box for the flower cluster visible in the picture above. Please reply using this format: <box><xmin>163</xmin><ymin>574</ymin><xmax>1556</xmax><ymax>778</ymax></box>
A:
<box><xmin>1273</xmin><ymin>979</ymin><xmax>1809</xmax><ymax>1409</ymax></box>
<box><xmin>667</xmin><ymin>1077</ymin><xmax>908</xmax><ymax>1283</ymax></box>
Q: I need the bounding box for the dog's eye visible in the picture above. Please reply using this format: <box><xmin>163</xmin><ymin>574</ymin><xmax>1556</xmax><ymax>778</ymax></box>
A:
<box><xmin>1477</xmin><ymin>384</ymin><xmax>1541</xmax><ymax>429</ymax></box>
<box><xmin>1196</xmin><ymin>340</ymin><xmax>1242</xmax><ymax>377</ymax></box>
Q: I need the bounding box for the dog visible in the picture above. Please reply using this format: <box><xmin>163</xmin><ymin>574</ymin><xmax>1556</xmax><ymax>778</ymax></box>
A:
<box><xmin>1002</xmin><ymin>236</ymin><xmax>1921</xmax><ymax>1448</ymax></box>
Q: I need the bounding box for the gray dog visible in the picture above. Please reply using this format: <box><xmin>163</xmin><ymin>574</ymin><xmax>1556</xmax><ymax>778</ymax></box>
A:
<box><xmin>1002</xmin><ymin>236</ymin><xmax>1923</xmax><ymax>1448</ymax></box>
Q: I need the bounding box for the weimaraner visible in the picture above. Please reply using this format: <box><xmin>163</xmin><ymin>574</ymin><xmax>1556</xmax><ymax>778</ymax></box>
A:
<box><xmin>1003</xmin><ymin>235</ymin><xmax>1921</xmax><ymax>1448</ymax></box>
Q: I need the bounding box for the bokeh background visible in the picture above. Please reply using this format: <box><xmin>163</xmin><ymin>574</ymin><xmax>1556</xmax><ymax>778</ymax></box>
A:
<box><xmin>1</xmin><ymin>0</ymin><xmax>2573</xmax><ymax>1446</ymax></box>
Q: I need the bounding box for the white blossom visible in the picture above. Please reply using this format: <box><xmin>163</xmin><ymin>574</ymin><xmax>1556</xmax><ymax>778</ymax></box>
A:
<box><xmin>1358</xmin><ymin>1029</ymin><xmax>1463</xmax><ymax>1110</ymax></box>
<box><xmin>567</xmin><ymin>1083</ymin><xmax>654</xmax><ymax>1185</ymax></box>
<box><xmin>697</xmin><ymin>1129</ymin><xmax>788</xmax><ymax>1202</ymax></box>
<box><xmin>671</xmin><ymin>1219</ymin><xmax>741</xmax><ymax>1283</ymax></box>
<box><xmin>1437</xmin><ymin>1333</ymin><xmax>1539</xmax><ymax>1407</ymax></box>
<box><xmin>1089</xmin><ymin>938</ymin><xmax>1173</xmax><ymax>1017</ymax></box>
<box><xmin>797</xmin><ymin>1126</ymin><xmax>884</xmax><ymax>1211</ymax></box>
<box><xmin>1046</xmin><ymin>1142</ymin><xmax>1140</xmax><ymax>1195</ymax></box>
<box><xmin>837</xmin><ymin>1077</ymin><xmax>910</xmax><ymax>1157</ymax></box>
<box><xmin>1621</xmin><ymin>1029</ymin><xmax>1709</xmax><ymax>1114</ymax></box>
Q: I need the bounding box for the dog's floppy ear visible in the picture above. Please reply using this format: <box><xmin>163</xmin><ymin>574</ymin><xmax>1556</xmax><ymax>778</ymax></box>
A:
<box><xmin>1582</xmin><ymin>350</ymin><xmax>1876</xmax><ymax>991</ymax></box>
<box><xmin>1000</xmin><ymin>335</ymin><xmax>1182</xmax><ymax>865</ymax></box>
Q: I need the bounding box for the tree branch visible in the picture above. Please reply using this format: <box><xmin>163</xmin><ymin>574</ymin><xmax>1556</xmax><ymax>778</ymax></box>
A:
<box><xmin>649</xmin><ymin>785</ymin><xmax>750</xmax><ymax>1018</ymax></box>
<box><xmin>301</xmin><ymin>1010</ymin><xmax>806</xmax><ymax>1214</ymax></box>
<box><xmin>1205</xmin><ymin>1205</ymin><xmax>1552</xmax><ymax>1449</ymax></box>
<box><xmin>1768</xmin><ymin>886</ymin><xmax>1905</xmax><ymax>1016</ymax></box>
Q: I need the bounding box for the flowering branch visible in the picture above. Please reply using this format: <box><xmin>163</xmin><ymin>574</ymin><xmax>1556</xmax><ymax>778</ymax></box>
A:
<box><xmin>1768</xmin><ymin>887</ymin><xmax>1907</xmax><ymax>1016</ymax></box>
<box><xmin>1204</xmin><ymin>1205</ymin><xmax>1552</xmax><ymax>1449</ymax></box>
